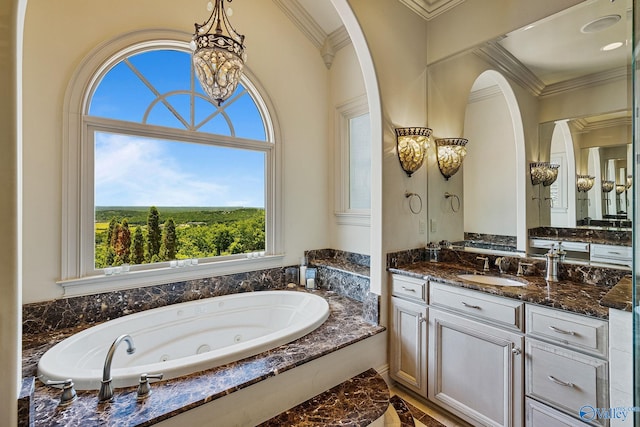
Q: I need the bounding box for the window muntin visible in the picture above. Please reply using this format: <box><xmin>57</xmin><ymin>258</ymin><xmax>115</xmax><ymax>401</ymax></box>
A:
<box><xmin>84</xmin><ymin>48</ymin><xmax>271</xmax><ymax>273</ymax></box>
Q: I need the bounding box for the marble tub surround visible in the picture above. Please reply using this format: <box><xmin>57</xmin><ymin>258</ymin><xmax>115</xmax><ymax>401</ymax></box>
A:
<box><xmin>23</xmin><ymin>267</ymin><xmax>288</xmax><ymax>337</ymax></box>
<box><xmin>24</xmin><ymin>289</ymin><xmax>385</xmax><ymax>427</ymax></box>
<box><xmin>600</xmin><ymin>275</ymin><xmax>632</xmax><ymax>312</ymax></box>
<box><xmin>18</xmin><ymin>377</ymin><xmax>35</xmax><ymax>427</ymax></box>
<box><xmin>529</xmin><ymin>226</ymin><xmax>631</xmax><ymax>246</ymax></box>
<box><xmin>305</xmin><ymin>249</ymin><xmax>379</xmax><ymax>325</ymax></box>
<box><xmin>258</xmin><ymin>368</ymin><xmax>389</xmax><ymax>426</ymax></box>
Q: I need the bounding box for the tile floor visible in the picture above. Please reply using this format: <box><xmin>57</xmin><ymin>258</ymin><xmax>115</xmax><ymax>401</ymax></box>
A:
<box><xmin>387</xmin><ymin>384</ymin><xmax>473</xmax><ymax>427</ymax></box>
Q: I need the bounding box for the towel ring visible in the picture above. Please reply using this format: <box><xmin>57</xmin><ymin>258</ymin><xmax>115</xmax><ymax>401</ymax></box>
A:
<box><xmin>404</xmin><ymin>192</ymin><xmax>423</xmax><ymax>214</ymax></box>
<box><xmin>444</xmin><ymin>192</ymin><xmax>460</xmax><ymax>213</ymax></box>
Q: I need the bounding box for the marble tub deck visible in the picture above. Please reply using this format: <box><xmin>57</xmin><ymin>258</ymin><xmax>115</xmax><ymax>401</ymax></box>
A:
<box><xmin>23</xmin><ymin>289</ymin><xmax>385</xmax><ymax>427</ymax></box>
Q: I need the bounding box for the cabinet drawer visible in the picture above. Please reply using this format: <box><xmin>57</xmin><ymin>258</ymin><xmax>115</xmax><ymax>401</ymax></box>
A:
<box><xmin>526</xmin><ymin>397</ymin><xmax>591</xmax><ymax>427</ymax></box>
<box><xmin>392</xmin><ymin>274</ymin><xmax>427</xmax><ymax>304</ymax></box>
<box><xmin>526</xmin><ymin>339</ymin><xmax>608</xmax><ymax>427</ymax></box>
<box><xmin>590</xmin><ymin>244</ymin><xmax>632</xmax><ymax>267</ymax></box>
<box><xmin>429</xmin><ymin>282</ymin><xmax>523</xmax><ymax>331</ymax></box>
<box><xmin>526</xmin><ymin>305</ymin><xmax>608</xmax><ymax>358</ymax></box>
<box><xmin>530</xmin><ymin>239</ymin><xmax>557</xmax><ymax>249</ymax></box>
<box><xmin>560</xmin><ymin>241</ymin><xmax>590</xmax><ymax>253</ymax></box>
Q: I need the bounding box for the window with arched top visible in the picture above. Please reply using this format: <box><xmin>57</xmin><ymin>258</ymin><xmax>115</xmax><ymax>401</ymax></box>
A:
<box><xmin>61</xmin><ymin>38</ymin><xmax>281</xmax><ymax>294</ymax></box>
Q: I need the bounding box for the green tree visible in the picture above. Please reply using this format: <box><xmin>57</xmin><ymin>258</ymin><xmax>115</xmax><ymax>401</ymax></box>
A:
<box><xmin>146</xmin><ymin>206</ymin><xmax>161</xmax><ymax>262</ymax></box>
<box><xmin>212</xmin><ymin>225</ymin><xmax>234</xmax><ymax>256</ymax></box>
<box><xmin>162</xmin><ymin>218</ymin><xmax>178</xmax><ymax>260</ymax></box>
<box><xmin>131</xmin><ymin>226</ymin><xmax>145</xmax><ymax>265</ymax></box>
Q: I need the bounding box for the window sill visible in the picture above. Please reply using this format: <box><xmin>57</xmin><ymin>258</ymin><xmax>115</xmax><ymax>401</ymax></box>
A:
<box><xmin>57</xmin><ymin>254</ymin><xmax>285</xmax><ymax>298</ymax></box>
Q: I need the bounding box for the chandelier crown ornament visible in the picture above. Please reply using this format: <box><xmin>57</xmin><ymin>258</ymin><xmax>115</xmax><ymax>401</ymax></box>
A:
<box><xmin>192</xmin><ymin>0</ymin><xmax>246</xmax><ymax>106</ymax></box>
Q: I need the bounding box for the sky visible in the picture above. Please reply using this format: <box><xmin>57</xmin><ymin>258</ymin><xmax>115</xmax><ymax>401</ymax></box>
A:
<box><xmin>91</xmin><ymin>49</ymin><xmax>266</xmax><ymax>208</ymax></box>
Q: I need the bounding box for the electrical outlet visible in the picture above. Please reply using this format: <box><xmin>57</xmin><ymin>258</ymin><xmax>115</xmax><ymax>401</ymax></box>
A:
<box><xmin>419</xmin><ymin>220</ymin><xmax>426</xmax><ymax>234</ymax></box>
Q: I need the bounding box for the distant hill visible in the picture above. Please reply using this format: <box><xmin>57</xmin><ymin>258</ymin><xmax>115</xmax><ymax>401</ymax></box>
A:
<box><xmin>95</xmin><ymin>206</ymin><xmax>264</xmax><ymax>226</ymax></box>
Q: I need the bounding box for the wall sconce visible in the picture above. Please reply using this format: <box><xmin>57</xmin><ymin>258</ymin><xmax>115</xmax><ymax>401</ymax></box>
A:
<box><xmin>542</xmin><ymin>164</ymin><xmax>559</xmax><ymax>186</ymax></box>
<box><xmin>576</xmin><ymin>175</ymin><xmax>595</xmax><ymax>192</ymax></box>
<box><xmin>626</xmin><ymin>175</ymin><xmax>633</xmax><ymax>189</ymax></box>
<box><xmin>435</xmin><ymin>138</ymin><xmax>468</xmax><ymax>180</ymax></box>
<box><xmin>395</xmin><ymin>127</ymin><xmax>432</xmax><ymax>177</ymax></box>
<box><xmin>601</xmin><ymin>180</ymin><xmax>614</xmax><ymax>193</ymax></box>
<box><xmin>530</xmin><ymin>162</ymin><xmax>559</xmax><ymax>186</ymax></box>
<box><xmin>615</xmin><ymin>184</ymin><xmax>626</xmax><ymax>195</ymax></box>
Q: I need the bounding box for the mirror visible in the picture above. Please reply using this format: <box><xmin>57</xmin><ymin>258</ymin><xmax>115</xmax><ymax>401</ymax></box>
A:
<box><xmin>542</xmin><ymin>110</ymin><xmax>632</xmax><ymax>229</ymax></box>
<box><xmin>458</xmin><ymin>0</ymin><xmax>633</xmax><ymax>245</ymax></box>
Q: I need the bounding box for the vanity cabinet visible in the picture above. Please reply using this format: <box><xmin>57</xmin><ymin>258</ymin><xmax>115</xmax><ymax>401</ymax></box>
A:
<box><xmin>524</xmin><ymin>305</ymin><xmax>609</xmax><ymax>427</ymax></box>
<box><xmin>428</xmin><ymin>282</ymin><xmax>524</xmax><ymax>427</ymax></box>
<box><xmin>389</xmin><ymin>275</ymin><xmax>428</xmax><ymax>396</ymax></box>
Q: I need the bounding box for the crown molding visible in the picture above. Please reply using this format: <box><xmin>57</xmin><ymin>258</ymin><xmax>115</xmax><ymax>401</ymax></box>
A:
<box><xmin>399</xmin><ymin>0</ymin><xmax>465</xmax><ymax>21</ymax></box>
<box><xmin>540</xmin><ymin>66</ymin><xmax>630</xmax><ymax>98</ymax></box>
<box><xmin>273</xmin><ymin>0</ymin><xmax>350</xmax><ymax>69</ymax></box>
<box><xmin>572</xmin><ymin>115</ymin><xmax>632</xmax><ymax>132</ymax></box>
<box><xmin>474</xmin><ymin>41</ymin><xmax>545</xmax><ymax>96</ymax></box>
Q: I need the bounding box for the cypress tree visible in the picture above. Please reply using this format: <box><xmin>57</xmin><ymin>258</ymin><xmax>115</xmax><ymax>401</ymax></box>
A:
<box><xmin>146</xmin><ymin>206</ymin><xmax>161</xmax><ymax>262</ymax></box>
<box><xmin>162</xmin><ymin>218</ymin><xmax>178</xmax><ymax>260</ymax></box>
<box><xmin>116</xmin><ymin>219</ymin><xmax>132</xmax><ymax>263</ymax></box>
<box><xmin>131</xmin><ymin>227</ymin><xmax>145</xmax><ymax>265</ymax></box>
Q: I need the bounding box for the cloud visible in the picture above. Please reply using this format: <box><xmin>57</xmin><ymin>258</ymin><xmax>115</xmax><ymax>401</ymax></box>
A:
<box><xmin>95</xmin><ymin>133</ymin><xmax>231</xmax><ymax>206</ymax></box>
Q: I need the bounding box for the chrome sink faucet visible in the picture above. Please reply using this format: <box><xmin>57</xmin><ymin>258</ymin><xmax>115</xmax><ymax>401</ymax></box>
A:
<box><xmin>494</xmin><ymin>257</ymin><xmax>509</xmax><ymax>274</ymax></box>
<box><xmin>98</xmin><ymin>334</ymin><xmax>136</xmax><ymax>402</ymax></box>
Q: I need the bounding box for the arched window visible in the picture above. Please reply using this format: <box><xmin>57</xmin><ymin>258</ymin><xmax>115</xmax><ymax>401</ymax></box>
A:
<box><xmin>61</xmin><ymin>36</ymin><xmax>281</xmax><ymax>294</ymax></box>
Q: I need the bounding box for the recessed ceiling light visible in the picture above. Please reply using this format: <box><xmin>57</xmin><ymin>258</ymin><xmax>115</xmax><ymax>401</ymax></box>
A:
<box><xmin>581</xmin><ymin>14</ymin><xmax>621</xmax><ymax>33</ymax></box>
<box><xmin>601</xmin><ymin>41</ymin><xmax>623</xmax><ymax>51</ymax></box>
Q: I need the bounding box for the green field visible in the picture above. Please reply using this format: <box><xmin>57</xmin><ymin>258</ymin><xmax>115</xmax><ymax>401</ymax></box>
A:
<box><xmin>95</xmin><ymin>206</ymin><xmax>265</xmax><ymax>268</ymax></box>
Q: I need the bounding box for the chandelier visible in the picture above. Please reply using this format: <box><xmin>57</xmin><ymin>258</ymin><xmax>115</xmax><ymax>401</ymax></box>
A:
<box><xmin>192</xmin><ymin>0</ymin><xmax>246</xmax><ymax>106</ymax></box>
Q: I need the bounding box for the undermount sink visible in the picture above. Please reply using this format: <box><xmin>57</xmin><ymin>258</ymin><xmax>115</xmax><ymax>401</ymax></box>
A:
<box><xmin>457</xmin><ymin>274</ymin><xmax>527</xmax><ymax>287</ymax></box>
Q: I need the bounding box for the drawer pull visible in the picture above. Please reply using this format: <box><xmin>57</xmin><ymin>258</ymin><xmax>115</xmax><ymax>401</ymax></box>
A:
<box><xmin>401</xmin><ymin>287</ymin><xmax>416</xmax><ymax>292</ymax></box>
<box><xmin>461</xmin><ymin>301</ymin><xmax>481</xmax><ymax>309</ymax></box>
<box><xmin>548</xmin><ymin>325</ymin><xmax>575</xmax><ymax>335</ymax></box>
<box><xmin>547</xmin><ymin>375</ymin><xmax>574</xmax><ymax>388</ymax></box>
<box><xmin>607</xmin><ymin>251</ymin><xmax>622</xmax><ymax>255</ymax></box>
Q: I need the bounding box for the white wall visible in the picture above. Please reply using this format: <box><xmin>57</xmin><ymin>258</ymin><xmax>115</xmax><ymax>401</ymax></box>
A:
<box><xmin>21</xmin><ymin>0</ymin><xmax>332</xmax><ymax>303</ymax></box>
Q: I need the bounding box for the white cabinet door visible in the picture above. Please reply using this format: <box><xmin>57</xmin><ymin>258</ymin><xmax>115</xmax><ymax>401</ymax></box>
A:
<box><xmin>390</xmin><ymin>296</ymin><xmax>428</xmax><ymax>396</ymax></box>
<box><xmin>429</xmin><ymin>307</ymin><xmax>524</xmax><ymax>427</ymax></box>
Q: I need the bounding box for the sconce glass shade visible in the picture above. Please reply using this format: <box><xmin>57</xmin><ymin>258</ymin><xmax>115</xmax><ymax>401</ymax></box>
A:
<box><xmin>601</xmin><ymin>180</ymin><xmax>614</xmax><ymax>193</ymax></box>
<box><xmin>395</xmin><ymin>127</ymin><xmax>432</xmax><ymax>176</ymax></box>
<box><xmin>615</xmin><ymin>184</ymin><xmax>626</xmax><ymax>195</ymax></box>
<box><xmin>435</xmin><ymin>138</ymin><xmax>468</xmax><ymax>180</ymax></box>
<box><xmin>576</xmin><ymin>175</ymin><xmax>595</xmax><ymax>192</ymax></box>
<box><xmin>192</xmin><ymin>0</ymin><xmax>246</xmax><ymax>106</ymax></box>
<box><xmin>626</xmin><ymin>175</ymin><xmax>633</xmax><ymax>189</ymax></box>
<box><xmin>542</xmin><ymin>164</ymin><xmax>560</xmax><ymax>186</ymax></box>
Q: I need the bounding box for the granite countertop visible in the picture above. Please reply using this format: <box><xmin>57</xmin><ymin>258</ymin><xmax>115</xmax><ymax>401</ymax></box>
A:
<box><xmin>389</xmin><ymin>261</ymin><xmax>629</xmax><ymax>319</ymax></box>
<box><xmin>600</xmin><ymin>275</ymin><xmax>633</xmax><ymax>312</ymax></box>
<box><xmin>24</xmin><ymin>289</ymin><xmax>385</xmax><ymax>427</ymax></box>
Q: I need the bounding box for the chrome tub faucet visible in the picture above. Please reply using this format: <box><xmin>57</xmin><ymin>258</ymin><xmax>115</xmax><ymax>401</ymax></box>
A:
<box><xmin>98</xmin><ymin>334</ymin><xmax>136</xmax><ymax>402</ymax></box>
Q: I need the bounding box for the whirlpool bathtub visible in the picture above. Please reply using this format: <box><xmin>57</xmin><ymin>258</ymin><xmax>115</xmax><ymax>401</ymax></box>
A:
<box><xmin>37</xmin><ymin>290</ymin><xmax>330</xmax><ymax>390</ymax></box>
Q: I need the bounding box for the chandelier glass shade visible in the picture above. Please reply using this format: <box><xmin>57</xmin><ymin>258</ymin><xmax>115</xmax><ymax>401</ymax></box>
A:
<box><xmin>435</xmin><ymin>138</ymin><xmax>468</xmax><ymax>180</ymax></box>
<box><xmin>192</xmin><ymin>0</ymin><xmax>246</xmax><ymax>106</ymax></box>
<box><xmin>395</xmin><ymin>127</ymin><xmax>433</xmax><ymax>176</ymax></box>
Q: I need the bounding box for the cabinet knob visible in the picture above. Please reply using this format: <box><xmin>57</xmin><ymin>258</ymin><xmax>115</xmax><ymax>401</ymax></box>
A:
<box><xmin>418</xmin><ymin>313</ymin><xmax>427</xmax><ymax>324</ymax></box>
<box><xmin>511</xmin><ymin>347</ymin><xmax>521</xmax><ymax>355</ymax></box>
